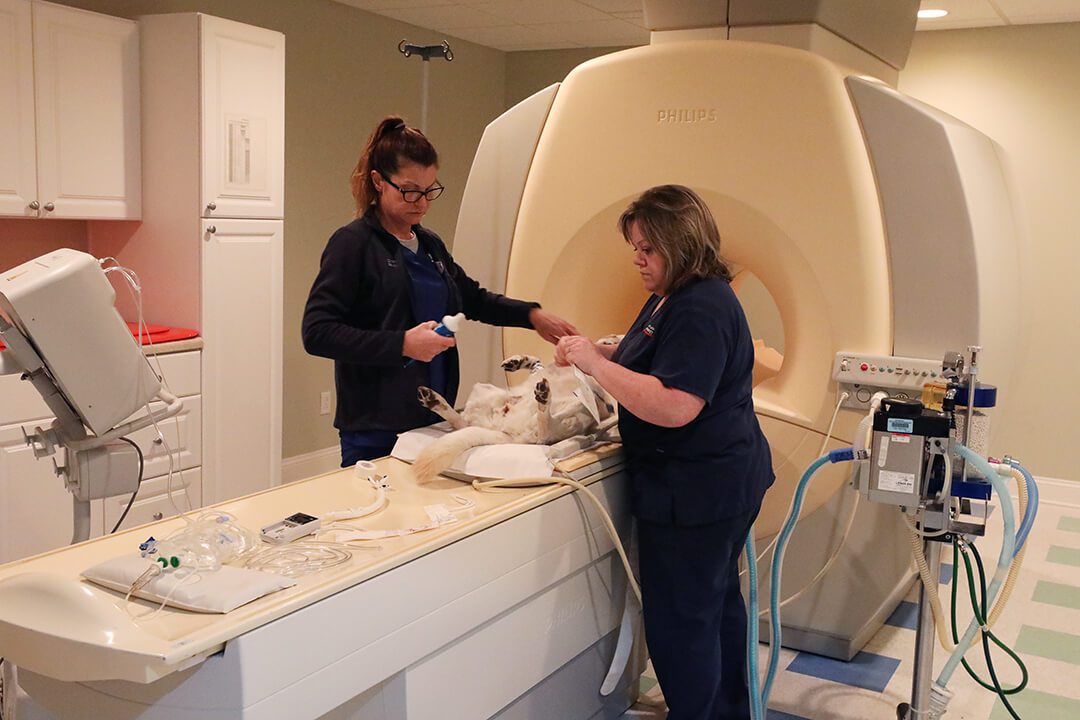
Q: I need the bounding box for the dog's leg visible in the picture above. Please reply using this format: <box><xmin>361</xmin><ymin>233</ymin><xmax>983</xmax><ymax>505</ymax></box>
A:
<box><xmin>534</xmin><ymin>377</ymin><xmax>553</xmax><ymax>443</ymax></box>
<box><xmin>417</xmin><ymin>386</ymin><xmax>468</xmax><ymax>429</ymax></box>
<box><xmin>502</xmin><ymin>355</ymin><xmax>544</xmax><ymax>374</ymax></box>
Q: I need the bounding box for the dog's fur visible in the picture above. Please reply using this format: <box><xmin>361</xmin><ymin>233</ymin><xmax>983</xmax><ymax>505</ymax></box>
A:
<box><xmin>411</xmin><ymin>355</ymin><xmax>616</xmax><ymax>480</ymax></box>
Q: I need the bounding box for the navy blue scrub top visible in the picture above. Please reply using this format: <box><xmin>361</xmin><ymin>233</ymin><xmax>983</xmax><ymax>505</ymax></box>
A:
<box><xmin>401</xmin><ymin>244</ymin><xmax>450</xmax><ymax>400</ymax></box>
<box><xmin>612</xmin><ymin>276</ymin><xmax>774</xmax><ymax>526</ymax></box>
<box><xmin>344</xmin><ymin>242</ymin><xmax>449</xmax><ymax>452</ymax></box>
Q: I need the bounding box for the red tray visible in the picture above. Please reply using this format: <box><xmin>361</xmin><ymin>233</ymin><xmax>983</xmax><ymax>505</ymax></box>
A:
<box><xmin>0</xmin><ymin>323</ymin><xmax>199</xmax><ymax>351</ymax></box>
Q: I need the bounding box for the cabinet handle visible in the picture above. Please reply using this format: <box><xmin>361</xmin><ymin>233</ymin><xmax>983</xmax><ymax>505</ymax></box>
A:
<box><xmin>206</xmin><ymin>202</ymin><xmax>216</xmax><ymax>212</ymax></box>
<box><xmin>43</xmin><ymin>202</ymin><xmax>55</xmax><ymax>212</ymax></box>
<box><xmin>152</xmin><ymin>512</ymin><xmax>164</xmax><ymax>521</ymax></box>
<box><xmin>28</xmin><ymin>201</ymin><xmax>39</xmax><ymax>210</ymax></box>
<box><xmin>207</xmin><ymin>225</ymin><xmax>217</xmax><ymax>235</ymax></box>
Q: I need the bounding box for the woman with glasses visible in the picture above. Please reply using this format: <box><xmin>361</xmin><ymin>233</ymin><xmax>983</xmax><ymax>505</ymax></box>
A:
<box><xmin>556</xmin><ymin>185</ymin><xmax>774</xmax><ymax>720</ymax></box>
<box><xmin>303</xmin><ymin>116</ymin><xmax>576</xmax><ymax>466</ymax></box>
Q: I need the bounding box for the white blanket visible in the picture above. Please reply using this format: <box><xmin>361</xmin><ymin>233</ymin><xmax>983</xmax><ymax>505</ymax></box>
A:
<box><xmin>391</xmin><ymin>422</ymin><xmax>556</xmax><ymax>480</ymax></box>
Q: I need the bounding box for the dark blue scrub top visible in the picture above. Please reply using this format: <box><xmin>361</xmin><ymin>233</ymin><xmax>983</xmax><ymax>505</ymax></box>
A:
<box><xmin>402</xmin><ymin>245</ymin><xmax>450</xmax><ymax>400</ymax></box>
<box><xmin>345</xmin><ymin>243</ymin><xmax>449</xmax><ymax>452</ymax></box>
<box><xmin>612</xmin><ymin>277</ymin><xmax>774</xmax><ymax>526</ymax></box>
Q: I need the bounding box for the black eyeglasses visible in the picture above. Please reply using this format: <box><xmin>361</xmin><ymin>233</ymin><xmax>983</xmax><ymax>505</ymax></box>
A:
<box><xmin>379</xmin><ymin>171</ymin><xmax>445</xmax><ymax>203</ymax></box>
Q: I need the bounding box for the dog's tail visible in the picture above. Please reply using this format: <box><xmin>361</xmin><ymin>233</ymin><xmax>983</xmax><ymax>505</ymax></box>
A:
<box><xmin>411</xmin><ymin>426</ymin><xmax>512</xmax><ymax>481</ymax></box>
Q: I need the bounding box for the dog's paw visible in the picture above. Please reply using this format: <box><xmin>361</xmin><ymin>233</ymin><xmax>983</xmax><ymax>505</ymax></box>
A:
<box><xmin>534</xmin><ymin>378</ymin><xmax>550</xmax><ymax>406</ymax></box>
<box><xmin>417</xmin><ymin>386</ymin><xmax>442</xmax><ymax>410</ymax></box>
<box><xmin>502</xmin><ymin>355</ymin><xmax>543</xmax><ymax>372</ymax></box>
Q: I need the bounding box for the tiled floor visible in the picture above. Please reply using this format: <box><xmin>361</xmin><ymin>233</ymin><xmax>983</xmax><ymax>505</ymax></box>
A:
<box><xmin>621</xmin><ymin>480</ymin><xmax>1080</xmax><ymax>719</ymax></box>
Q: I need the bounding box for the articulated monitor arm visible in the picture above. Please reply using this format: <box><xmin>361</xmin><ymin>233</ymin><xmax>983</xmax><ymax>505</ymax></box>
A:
<box><xmin>0</xmin><ymin>251</ymin><xmax>184</xmax><ymax>543</ymax></box>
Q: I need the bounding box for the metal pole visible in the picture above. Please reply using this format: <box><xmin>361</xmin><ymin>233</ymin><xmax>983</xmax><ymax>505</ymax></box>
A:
<box><xmin>420</xmin><ymin>58</ymin><xmax>430</xmax><ymax>133</ymax></box>
<box><xmin>960</xmin><ymin>346</ymin><xmax>979</xmax><ymax>483</ymax></box>
<box><xmin>908</xmin><ymin>539</ymin><xmax>942</xmax><ymax>719</ymax></box>
<box><xmin>398</xmin><ymin>40</ymin><xmax>453</xmax><ymax>134</ymax></box>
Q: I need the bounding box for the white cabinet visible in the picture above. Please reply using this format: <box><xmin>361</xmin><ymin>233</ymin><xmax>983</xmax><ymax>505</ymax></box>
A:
<box><xmin>0</xmin><ymin>0</ymin><xmax>37</xmax><ymax>217</ymax></box>
<box><xmin>200</xmin><ymin>15</ymin><xmax>284</xmax><ymax>220</ymax></box>
<box><xmin>0</xmin><ymin>0</ymin><xmax>141</xmax><ymax>219</ymax></box>
<box><xmin>201</xmin><ymin>219</ymin><xmax>282</xmax><ymax>503</ymax></box>
<box><xmin>0</xmin><ymin>350</ymin><xmax>200</xmax><ymax>564</ymax></box>
<box><xmin>113</xmin><ymin>13</ymin><xmax>284</xmax><ymax>505</ymax></box>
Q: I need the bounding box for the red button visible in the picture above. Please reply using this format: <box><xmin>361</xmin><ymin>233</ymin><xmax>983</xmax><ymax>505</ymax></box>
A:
<box><xmin>860</xmin><ymin>363</ymin><xmax>869</xmax><ymax>371</ymax></box>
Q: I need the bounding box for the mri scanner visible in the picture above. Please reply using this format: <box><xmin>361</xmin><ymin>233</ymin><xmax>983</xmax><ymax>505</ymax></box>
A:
<box><xmin>0</xmin><ymin>6</ymin><xmax>1020</xmax><ymax>720</ymax></box>
<box><xmin>454</xmin><ymin>35</ymin><xmax>1019</xmax><ymax>661</ymax></box>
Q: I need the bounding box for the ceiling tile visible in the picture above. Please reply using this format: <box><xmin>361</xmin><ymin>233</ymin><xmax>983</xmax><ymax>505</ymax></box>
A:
<box><xmin>915</xmin><ymin>0</ymin><xmax>1004</xmax><ymax>30</ymax></box>
<box><xmin>331</xmin><ymin>0</ymin><xmax>1080</xmax><ymax>52</ymax></box>
<box><xmin>576</xmin><ymin>0</ymin><xmax>644</xmax><ymax>11</ymax></box>
<box><xmin>467</xmin><ymin>0</ymin><xmax>610</xmax><ymax>25</ymax></box>
<box><xmin>612</xmin><ymin>9</ymin><xmax>647</xmax><ymax>27</ymax></box>
<box><xmin>500</xmin><ymin>40</ymin><xmax>584</xmax><ymax>51</ymax></box>
<box><xmin>379</xmin><ymin>5</ymin><xmax>510</xmax><ymax>30</ymax></box>
<box><xmin>994</xmin><ymin>0</ymin><xmax>1080</xmax><ymax>24</ymax></box>
<box><xmin>450</xmin><ymin>24</ymin><xmax>560</xmax><ymax>50</ymax></box>
<box><xmin>532</xmin><ymin>18</ymin><xmax>648</xmax><ymax>46</ymax></box>
<box><xmin>333</xmin><ymin>0</ymin><xmax>459</xmax><ymax>10</ymax></box>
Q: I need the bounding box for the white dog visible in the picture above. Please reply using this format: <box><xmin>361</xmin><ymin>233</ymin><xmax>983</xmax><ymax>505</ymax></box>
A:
<box><xmin>411</xmin><ymin>355</ymin><xmax>617</xmax><ymax>481</ymax></box>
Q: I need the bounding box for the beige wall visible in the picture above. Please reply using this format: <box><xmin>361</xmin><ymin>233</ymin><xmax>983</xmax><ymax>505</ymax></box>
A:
<box><xmin>900</xmin><ymin>23</ymin><xmax>1080</xmax><ymax>480</ymax></box>
<box><xmin>505</xmin><ymin>47</ymin><xmax>625</xmax><ymax>108</ymax></box>
<box><xmin>51</xmin><ymin>0</ymin><xmax>507</xmax><ymax>459</ymax></box>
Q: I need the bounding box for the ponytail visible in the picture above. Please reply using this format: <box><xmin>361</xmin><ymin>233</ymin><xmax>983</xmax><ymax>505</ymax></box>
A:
<box><xmin>350</xmin><ymin>116</ymin><xmax>439</xmax><ymax>215</ymax></box>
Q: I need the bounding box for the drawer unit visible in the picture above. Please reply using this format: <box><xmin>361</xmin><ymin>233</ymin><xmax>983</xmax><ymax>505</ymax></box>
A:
<box><xmin>105</xmin><ymin>468</ymin><xmax>202</xmax><ymax>532</ymax></box>
<box><xmin>0</xmin><ymin>349</ymin><xmax>203</xmax><ymax>562</ymax></box>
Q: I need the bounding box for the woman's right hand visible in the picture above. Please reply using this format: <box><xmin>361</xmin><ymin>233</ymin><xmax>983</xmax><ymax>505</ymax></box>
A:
<box><xmin>556</xmin><ymin>336</ymin><xmax>616</xmax><ymax>366</ymax></box>
<box><xmin>554</xmin><ymin>335</ymin><xmax>574</xmax><ymax>366</ymax></box>
<box><xmin>403</xmin><ymin>321</ymin><xmax>456</xmax><ymax>362</ymax></box>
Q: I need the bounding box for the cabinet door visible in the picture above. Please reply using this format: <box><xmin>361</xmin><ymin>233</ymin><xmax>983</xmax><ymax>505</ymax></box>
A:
<box><xmin>200</xmin><ymin>15</ymin><xmax>284</xmax><ymax>220</ymax></box>
<box><xmin>0</xmin><ymin>423</ymin><xmax>103</xmax><ymax>564</ymax></box>
<box><xmin>0</xmin><ymin>0</ymin><xmax>37</xmax><ymax>217</ymax></box>
<box><xmin>201</xmin><ymin>219</ymin><xmax>282</xmax><ymax>503</ymax></box>
<box><xmin>32</xmin><ymin>1</ymin><xmax>140</xmax><ymax>219</ymax></box>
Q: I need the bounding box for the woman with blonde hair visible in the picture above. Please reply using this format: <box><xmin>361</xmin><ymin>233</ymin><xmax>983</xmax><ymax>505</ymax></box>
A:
<box><xmin>558</xmin><ymin>184</ymin><xmax>773</xmax><ymax>719</ymax></box>
<box><xmin>304</xmin><ymin>116</ymin><xmax>575</xmax><ymax>465</ymax></box>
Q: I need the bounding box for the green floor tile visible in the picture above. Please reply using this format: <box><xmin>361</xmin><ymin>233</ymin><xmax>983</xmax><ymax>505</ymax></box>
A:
<box><xmin>1033</xmin><ymin>580</ymin><xmax>1080</xmax><ymax>610</ymax></box>
<box><xmin>1047</xmin><ymin>545</ymin><xmax>1080</xmax><ymax>568</ymax></box>
<box><xmin>1015</xmin><ymin>625</ymin><xmax>1080</xmax><ymax>666</ymax></box>
<box><xmin>1058</xmin><ymin>516</ymin><xmax>1080</xmax><ymax>534</ymax></box>
<box><xmin>990</xmin><ymin>688</ymin><xmax>1080</xmax><ymax>720</ymax></box>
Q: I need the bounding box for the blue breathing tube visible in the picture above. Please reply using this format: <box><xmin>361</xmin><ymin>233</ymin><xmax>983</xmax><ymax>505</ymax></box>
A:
<box><xmin>749</xmin><ymin>443</ymin><xmax>1035</xmax><ymax>713</ymax></box>
<box><xmin>750</xmin><ymin>447</ymin><xmax>853</xmax><ymax>715</ymax></box>
<box><xmin>1006</xmin><ymin>458</ymin><xmax>1038</xmax><ymax>554</ymax></box>
<box><xmin>745</xmin><ymin>533</ymin><xmax>764</xmax><ymax>720</ymax></box>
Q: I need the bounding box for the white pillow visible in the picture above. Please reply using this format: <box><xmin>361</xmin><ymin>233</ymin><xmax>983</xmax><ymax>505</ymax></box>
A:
<box><xmin>82</xmin><ymin>554</ymin><xmax>295</xmax><ymax>614</ymax></box>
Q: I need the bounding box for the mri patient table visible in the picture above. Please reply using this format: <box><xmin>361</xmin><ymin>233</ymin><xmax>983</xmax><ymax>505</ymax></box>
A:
<box><xmin>0</xmin><ymin>450</ymin><xmax>640</xmax><ymax>720</ymax></box>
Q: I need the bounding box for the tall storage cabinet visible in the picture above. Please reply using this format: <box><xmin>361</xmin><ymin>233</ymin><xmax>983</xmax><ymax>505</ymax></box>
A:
<box><xmin>0</xmin><ymin>0</ymin><xmax>140</xmax><ymax>219</ymax></box>
<box><xmin>112</xmin><ymin>12</ymin><xmax>284</xmax><ymax>505</ymax></box>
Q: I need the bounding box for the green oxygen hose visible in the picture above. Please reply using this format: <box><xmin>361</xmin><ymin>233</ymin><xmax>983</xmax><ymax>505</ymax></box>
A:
<box><xmin>951</xmin><ymin>540</ymin><xmax>1028</xmax><ymax>696</ymax></box>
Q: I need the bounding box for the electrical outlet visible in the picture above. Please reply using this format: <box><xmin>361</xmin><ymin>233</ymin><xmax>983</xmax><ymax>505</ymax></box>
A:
<box><xmin>320</xmin><ymin>391</ymin><xmax>332</xmax><ymax>415</ymax></box>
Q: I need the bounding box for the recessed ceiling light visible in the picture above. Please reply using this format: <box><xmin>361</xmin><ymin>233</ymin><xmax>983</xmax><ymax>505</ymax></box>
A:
<box><xmin>918</xmin><ymin>9</ymin><xmax>949</xmax><ymax>19</ymax></box>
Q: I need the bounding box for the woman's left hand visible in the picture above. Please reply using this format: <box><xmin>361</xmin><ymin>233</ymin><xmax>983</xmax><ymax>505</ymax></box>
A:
<box><xmin>529</xmin><ymin>308</ymin><xmax>578</xmax><ymax>344</ymax></box>
<box><xmin>558</xmin><ymin>335</ymin><xmax>604</xmax><ymax>375</ymax></box>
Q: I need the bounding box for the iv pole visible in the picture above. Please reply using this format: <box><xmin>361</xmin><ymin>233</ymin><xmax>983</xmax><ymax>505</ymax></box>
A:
<box><xmin>398</xmin><ymin>40</ymin><xmax>454</xmax><ymax>133</ymax></box>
